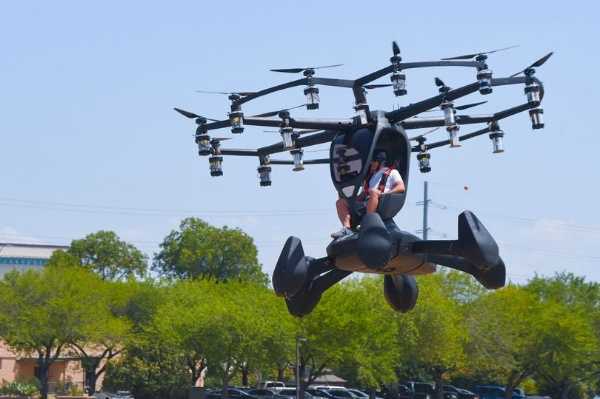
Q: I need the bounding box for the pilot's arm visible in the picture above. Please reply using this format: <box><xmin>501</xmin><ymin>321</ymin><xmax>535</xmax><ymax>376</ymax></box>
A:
<box><xmin>387</xmin><ymin>171</ymin><xmax>406</xmax><ymax>194</ymax></box>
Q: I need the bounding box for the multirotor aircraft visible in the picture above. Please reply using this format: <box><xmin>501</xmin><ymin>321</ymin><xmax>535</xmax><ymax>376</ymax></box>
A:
<box><xmin>174</xmin><ymin>42</ymin><xmax>552</xmax><ymax>317</ymax></box>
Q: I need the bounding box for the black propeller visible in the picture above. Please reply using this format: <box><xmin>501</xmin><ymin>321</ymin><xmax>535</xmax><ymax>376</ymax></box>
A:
<box><xmin>264</xmin><ymin>129</ymin><xmax>321</xmax><ymax>135</ymax></box>
<box><xmin>195</xmin><ymin>90</ymin><xmax>256</xmax><ymax>96</ymax></box>
<box><xmin>422</xmin><ymin>101</ymin><xmax>488</xmax><ymax>113</ymax></box>
<box><xmin>392</xmin><ymin>41</ymin><xmax>400</xmax><ymax>56</ymax></box>
<box><xmin>210</xmin><ymin>137</ymin><xmax>231</xmax><ymax>143</ymax></box>
<box><xmin>409</xmin><ymin>127</ymin><xmax>441</xmax><ymax>141</ymax></box>
<box><xmin>173</xmin><ymin>107</ymin><xmax>219</xmax><ymax>122</ymax></box>
<box><xmin>269</xmin><ymin>64</ymin><xmax>343</xmax><ymax>73</ymax></box>
<box><xmin>363</xmin><ymin>84</ymin><xmax>393</xmax><ymax>89</ymax></box>
<box><xmin>251</xmin><ymin>104</ymin><xmax>306</xmax><ymax>118</ymax></box>
<box><xmin>510</xmin><ymin>52</ymin><xmax>554</xmax><ymax>77</ymax></box>
<box><xmin>441</xmin><ymin>45</ymin><xmax>519</xmax><ymax>61</ymax></box>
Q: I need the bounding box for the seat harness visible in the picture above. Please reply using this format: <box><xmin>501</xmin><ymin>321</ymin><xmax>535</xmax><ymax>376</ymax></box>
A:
<box><xmin>362</xmin><ymin>166</ymin><xmax>396</xmax><ymax>197</ymax></box>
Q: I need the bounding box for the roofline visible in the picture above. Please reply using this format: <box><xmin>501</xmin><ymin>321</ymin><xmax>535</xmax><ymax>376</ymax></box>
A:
<box><xmin>0</xmin><ymin>242</ymin><xmax>69</xmax><ymax>250</ymax></box>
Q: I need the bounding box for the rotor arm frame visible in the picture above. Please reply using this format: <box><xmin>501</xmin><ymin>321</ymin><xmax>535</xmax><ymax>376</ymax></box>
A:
<box><xmin>233</xmin><ymin>61</ymin><xmax>484</xmax><ymax>109</ymax></box>
<box><xmin>219</xmin><ymin>149</ymin><xmax>260</xmax><ymax>157</ymax></box>
<box><xmin>234</xmin><ymin>77</ymin><xmax>355</xmax><ymax>107</ymax></box>
<box><xmin>243</xmin><ymin>116</ymin><xmax>355</xmax><ymax>131</ymax></box>
<box><xmin>269</xmin><ymin>158</ymin><xmax>329</xmax><ymax>165</ymax></box>
<box><xmin>412</xmin><ymin>101</ymin><xmax>540</xmax><ymax>151</ymax></box>
<box><xmin>255</xmin><ymin>130</ymin><xmax>338</xmax><ymax>157</ymax></box>
<box><xmin>355</xmin><ymin>60</ymin><xmax>485</xmax><ymax>86</ymax></box>
<box><xmin>393</xmin><ymin>75</ymin><xmax>544</xmax><ymax>126</ymax></box>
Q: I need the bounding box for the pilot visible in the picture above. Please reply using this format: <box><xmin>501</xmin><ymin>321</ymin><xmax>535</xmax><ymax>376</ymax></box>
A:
<box><xmin>332</xmin><ymin>151</ymin><xmax>405</xmax><ymax>239</ymax></box>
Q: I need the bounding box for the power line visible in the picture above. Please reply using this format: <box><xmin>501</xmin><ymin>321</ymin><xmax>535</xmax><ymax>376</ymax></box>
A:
<box><xmin>0</xmin><ymin>231</ymin><xmax>324</xmax><ymax>249</ymax></box>
<box><xmin>0</xmin><ymin>197</ymin><xmax>330</xmax><ymax>217</ymax></box>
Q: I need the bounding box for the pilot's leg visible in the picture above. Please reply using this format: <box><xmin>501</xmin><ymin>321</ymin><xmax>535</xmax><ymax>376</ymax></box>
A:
<box><xmin>366</xmin><ymin>189</ymin><xmax>381</xmax><ymax>213</ymax></box>
<box><xmin>336</xmin><ymin>197</ymin><xmax>351</xmax><ymax>228</ymax></box>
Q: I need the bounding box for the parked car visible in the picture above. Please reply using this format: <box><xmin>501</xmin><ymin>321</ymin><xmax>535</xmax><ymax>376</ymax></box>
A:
<box><xmin>207</xmin><ymin>388</ymin><xmax>258</xmax><ymax>399</ymax></box>
<box><xmin>326</xmin><ymin>388</ymin><xmax>361</xmax><ymax>399</ymax></box>
<box><xmin>94</xmin><ymin>391</ymin><xmax>134</xmax><ymax>399</ymax></box>
<box><xmin>248</xmin><ymin>389</ymin><xmax>278</xmax><ymax>399</ymax></box>
<box><xmin>346</xmin><ymin>388</ymin><xmax>384</xmax><ymax>399</ymax></box>
<box><xmin>443</xmin><ymin>385</ymin><xmax>478</xmax><ymax>399</ymax></box>
<box><xmin>307</xmin><ymin>389</ymin><xmax>337</xmax><ymax>399</ymax></box>
<box><xmin>403</xmin><ymin>382</ymin><xmax>458</xmax><ymax>399</ymax></box>
<box><xmin>259</xmin><ymin>382</ymin><xmax>287</xmax><ymax>392</ymax></box>
<box><xmin>275</xmin><ymin>389</ymin><xmax>314</xmax><ymax>399</ymax></box>
<box><xmin>473</xmin><ymin>385</ymin><xmax>525</xmax><ymax>399</ymax></box>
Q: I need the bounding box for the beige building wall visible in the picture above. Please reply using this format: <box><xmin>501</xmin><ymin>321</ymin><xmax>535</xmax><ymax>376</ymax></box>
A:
<box><xmin>0</xmin><ymin>341</ymin><xmax>92</xmax><ymax>392</ymax></box>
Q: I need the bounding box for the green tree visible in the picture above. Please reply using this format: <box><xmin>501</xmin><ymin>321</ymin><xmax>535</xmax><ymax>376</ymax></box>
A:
<box><xmin>55</xmin><ymin>230</ymin><xmax>148</xmax><ymax>280</ymax></box>
<box><xmin>103</xmin><ymin>328</ymin><xmax>190</xmax><ymax>399</ymax></box>
<box><xmin>70</xmin><ymin>280</ymin><xmax>133</xmax><ymax>393</ymax></box>
<box><xmin>526</xmin><ymin>273</ymin><xmax>600</xmax><ymax>399</ymax></box>
<box><xmin>291</xmin><ymin>279</ymin><xmax>400</xmax><ymax>395</ymax></box>
<box><xmin>335</xmin><ymin>278</ymin><xmax>399</xmax><ymax>390</ymax></box>
<box><xmin>153</xmin><ymin>217</ymin><xmax>267</xmax><ymax>284</ymax></box>
<box><xmin>0</xmin><ymin>267</ymin><xmax>103</xmax><ymax>399</ymax></box>
<box><xmin>102</xmin><ymin>281</ymin><xmax>182</xmax><ymax>399</ymax></box>
<box><xmin>397</xmin><ymin>274</ymin><xmax>466</xmax><ymax>399</ymax></box>
<box><xmin>467</xmin><ymin>286</ymin><xmax>554</xmax><ymax>399</ymax></box>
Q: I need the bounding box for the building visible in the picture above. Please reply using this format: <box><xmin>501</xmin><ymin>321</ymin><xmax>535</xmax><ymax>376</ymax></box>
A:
<box><xmin>0</xmin><ymin>242</ymin><xmax>68</xmax><ymax>277</ymax></box>
<box><xmin>0</xmin><ymin>242</ymin><xmax>91</xmax><ymax>393</ymax></box>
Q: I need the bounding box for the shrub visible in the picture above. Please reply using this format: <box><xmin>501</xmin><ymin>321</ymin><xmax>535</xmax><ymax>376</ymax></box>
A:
<box><xmin>0</xmin><ymin>378</ymin><xmax>40</xmax><ymax>396</ymax></box>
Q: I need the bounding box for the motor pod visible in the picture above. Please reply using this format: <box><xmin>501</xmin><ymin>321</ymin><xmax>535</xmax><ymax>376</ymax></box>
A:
<box><xmin>390</xmin><ymin>72</ymin><xmax>407</xmax><ymax>96</ymax></box>
<box><xmin>196</xmin><ymin>133</ymin><xmax>212</xmax><ymax>156</ymax></box>
<box><xmin>477</xmin><ymin>68</ymin><xmax>493</xmax><ymax>95</ymax></box>
<box><xmin>489</xmin><ymin>123</ymin><xmax>504</xmax><ymax>154</ymax></box>
<box><xmin>529</xmin><ymin>107</ymin><xmax>544</xmax><ymax>130</ymax></box>
<box><xmin>417</xmin><ymin>151</ymin><xmax>431</xmax><ymax>173</ymax></box>
<box><xmin>304</xmin><ymin>86</ymin><xmax>320</xmax><ymax>110</ymax></box>
<box><xmin>291</xmin><ymin>149</ymin><xmax>304</xmax><ymax>171</ymax></box>
<box><xmin>257</xmin><ymin>165</ymin><xmax>272</xmax><ymax>187</ymax></box>
<box><xmin>209</xmin><ymin>155</ymin><xmax>223</xmax><ymax>176</ymax></box>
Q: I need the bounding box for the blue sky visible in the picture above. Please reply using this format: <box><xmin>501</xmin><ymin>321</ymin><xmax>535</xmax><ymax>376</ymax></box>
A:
<box><xmin>1</xmin><ymin>1</ymin><xmax>598</xmax><ymax>282</ymax></box>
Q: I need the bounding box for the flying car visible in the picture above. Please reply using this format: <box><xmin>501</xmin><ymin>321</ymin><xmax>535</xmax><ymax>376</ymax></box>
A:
<box><xmin>174</xmin><ymin>42</ymin><xmax>552</xmax><ymax>317</ymax></box>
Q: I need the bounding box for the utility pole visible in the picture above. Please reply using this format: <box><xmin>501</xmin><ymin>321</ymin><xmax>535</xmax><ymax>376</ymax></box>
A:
<box><xmin>416</xmin><ymin>181</ymin><xmax>431</xmax><ymax>240</ymax></box>
<box><xmin>295</xmin><ymin>336</ymin><xmax>306</xmax><ymax>399</ymax></box>
<box><xmin>416</xmin><ymin>181</ymin><xmax>447</xmax><ymax>240</ymax></box>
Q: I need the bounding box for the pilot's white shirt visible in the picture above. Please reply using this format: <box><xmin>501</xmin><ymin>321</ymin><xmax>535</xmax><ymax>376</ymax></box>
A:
<box><xmin>367</xmin><ymin>168</ymin><xmax>403</xmax><ymax>193</ymax></box>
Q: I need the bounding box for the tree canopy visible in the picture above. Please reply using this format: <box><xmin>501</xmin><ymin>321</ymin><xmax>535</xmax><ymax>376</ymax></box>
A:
<box><xmin>152</xmin><ymin>217</ymin><xmax>267</xmax><ymax>284</ymax></box>
<box><xmin>51</xmin><ymin>230</ymin><xmax>148</xmax><ymax>280</ymax></box>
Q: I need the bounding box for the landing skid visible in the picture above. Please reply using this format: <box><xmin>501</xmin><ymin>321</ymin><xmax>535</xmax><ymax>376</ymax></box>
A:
<box><xmin>273</xmin><ymin>210</ymin><xmax>506</xmax><ymax>317</ymax></box>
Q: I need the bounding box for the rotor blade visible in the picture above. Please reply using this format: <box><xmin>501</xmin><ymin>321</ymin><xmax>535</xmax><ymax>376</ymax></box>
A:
<box><xmin>441</xmin><ymin>45</ymin><xmax>519</xmax><ymax>61</ymax></box>
<box><xmin>173</xmin><ymin>107</ymin><xmax>220</xmax><ymax>122</ymax></box>
<box><xmin>295</xmin><ymin>129</ymin><xmax>322</xmax><ymax>134</ymax></box>
<box><xmin>510</xmin><ymin>52</ymin><xmax>554</xmax><ymax>77</ymax></box>
<box><xmin>421</xmin><ymin>100</ymin><xmax>488</xmax><ymax>113</ymax></box>
<box><xmin>363</xmin><ymin>84</ymin><xmax>393</xmax><ymax>89</ymax></box>
<box><xmin>455</xmin><ymin>101</ymin><xmax>488</xmax><ymax>111</ymax></box>
<box><xmin>530</xmin><ymin>51</ymin><xmax>554</xmax><ymax>68</ymax></box>
<box><xmin>195</xmin><ymin>90</ymin><xmax>255</xmax><ymax>96</ymax></box>
<box><xmin>252</xmin><ymin>104</ymin><xmax>306</xmax><ymax>118</ymax></box>
<box><xmin>263</xmin><ymin>129</ymin><xmax>321</xmax><ymax>135</ymax></box>
<box><xmin>211</xmin><ymin>137</ymin><xmax>232</xmax><ymax>142</ymax></box>
<box><xmin>270</xmin><ymin>64</ymin><xmax>343</xmax><ymax>73</ymax></box>
<box><xmin>409</xmin><ymin>127</ymin><xmax>441</xmax><ymax>141</ymax></box>
<box><xmin>312</xmin><ymin>63</ymin><xmax>344</xmax><ymax>70</ymax></box>
<box><xmin>174</xmin><ymin>107</ymin><xmax>200</xmax><ymax>119</ymax></box>
<box><xmin>270</xmin><ymin>68</ymin><xmax>305</xmax><ymax>73</ymax></box>
<box><xmin>392</xmin><ymin>41</ymin><xmax>400</xmax><ymax>56</ymax></box>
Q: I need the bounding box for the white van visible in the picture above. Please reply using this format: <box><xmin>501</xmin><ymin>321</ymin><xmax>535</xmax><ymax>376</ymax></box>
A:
<box><xmin>258</xmin><ymin>381</ymin><xmax>286</xmax><ymax>391</ymax></box>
